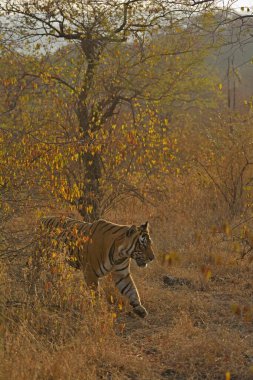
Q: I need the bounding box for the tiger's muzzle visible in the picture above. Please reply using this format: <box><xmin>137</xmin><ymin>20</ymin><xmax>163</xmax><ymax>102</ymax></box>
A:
<box><xmin>133</xmin><ymin>250</ymin><xmax>155</xmax><ymax>268</ymax></box>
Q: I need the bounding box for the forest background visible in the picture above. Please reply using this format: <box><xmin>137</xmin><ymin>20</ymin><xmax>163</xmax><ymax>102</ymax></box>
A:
<box><xmin>0</xmin><ymin>1</ymin><xmax>253</xmax><ymax>379</ymax></box>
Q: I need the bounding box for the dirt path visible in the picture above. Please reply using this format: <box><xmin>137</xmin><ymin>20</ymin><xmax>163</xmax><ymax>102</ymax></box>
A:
<box><xmin>111</xmin><ymin>263</ymin><xmax>253</xmax><ymax>380</ymax></box>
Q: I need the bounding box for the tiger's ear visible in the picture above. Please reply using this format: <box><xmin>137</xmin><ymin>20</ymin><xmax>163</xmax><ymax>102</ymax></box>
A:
<box><xmin>126</xmin><ymin>225</ymin><xmax>137</xmax><ymax>237</ymax></box>
<box><xmin>140</xmin><ymin>221</ymin><xmax>149</xmax><ymax>231</ymax></box>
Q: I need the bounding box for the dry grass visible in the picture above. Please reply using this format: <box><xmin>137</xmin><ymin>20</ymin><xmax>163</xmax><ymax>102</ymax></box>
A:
<box><xmin>1</xmin><ymin>179</ymin><xmax>253</xmax><ymax>380</ymax></box>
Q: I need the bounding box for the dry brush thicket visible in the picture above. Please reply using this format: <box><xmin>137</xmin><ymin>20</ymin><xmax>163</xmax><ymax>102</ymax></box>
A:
<box><xmin>1</xmin><ymin>129</ymin><xmax>253</xmax><ymax>379</ymax></box>
<box><xmin>0</xmin><ymin>1</ymin><xmax>253</xmax><ymax>379</ymax></box>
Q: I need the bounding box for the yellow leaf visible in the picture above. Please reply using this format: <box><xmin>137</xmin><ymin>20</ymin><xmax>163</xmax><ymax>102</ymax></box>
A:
<box><xmin>206</xmin><ymin>269</ymin><xmax>212</xmax><ymax>280</ymax></box>
<box><xmin>223</xmin><ymin>223</ymin><xmax>231</xmax><ymax>237</ymax></box>
<box><xmin>90</xmin><ymin>290</ymin><xmax>96</xmax><ymax>299</ymax></box>
<box><xmin>86</xmin><ymin>205</ymin><xmax>93</xmax><ymax>214</ymax></box>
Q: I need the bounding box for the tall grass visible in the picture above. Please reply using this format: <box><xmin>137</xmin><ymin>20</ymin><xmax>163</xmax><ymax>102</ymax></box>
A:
<box><xmin>1</xmin><ymin>113</ymin><xmax>253</xmax><ymax>379</ymax></box>
<box><xmin>1</xmin><ymin>173</ymin><xmax>253</xmax><ymax>379</ymax></box>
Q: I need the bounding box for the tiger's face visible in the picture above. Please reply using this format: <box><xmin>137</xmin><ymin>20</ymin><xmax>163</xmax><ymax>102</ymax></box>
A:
<box><xmin>123</xmin><ymin>222</ymin><xmax>155</xmax><ymax>268</ymax></box>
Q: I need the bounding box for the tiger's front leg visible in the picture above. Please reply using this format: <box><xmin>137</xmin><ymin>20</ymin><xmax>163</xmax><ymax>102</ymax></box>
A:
<box><xmin>112</xmin><ymin>270</ymin><xmax>147</xmax><ymax>318</ymax></box>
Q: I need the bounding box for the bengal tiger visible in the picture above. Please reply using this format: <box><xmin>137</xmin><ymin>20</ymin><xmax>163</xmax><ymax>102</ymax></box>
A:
<box><xmin>39</xmin><ymin>216</ymin><xmax>155</xmax><ymax>318</ymax></box>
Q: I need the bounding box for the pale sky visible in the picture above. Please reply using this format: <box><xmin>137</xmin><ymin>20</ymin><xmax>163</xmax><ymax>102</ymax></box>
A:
<box><xmin>228</xmin><ymin>0</ymin><xmax>253</xmax><ymax>8</ymax></box>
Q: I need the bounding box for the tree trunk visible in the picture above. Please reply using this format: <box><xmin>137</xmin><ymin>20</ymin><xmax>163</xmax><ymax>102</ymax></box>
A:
<box><xmin>75</xmin><ymin>38</ymin><xmax>103</xmax><ymax>221</ymax></box>
<box><xmin>77</xmin><ymin>151</ymin><xmax>101</xmax><ymax>222</ymax></box>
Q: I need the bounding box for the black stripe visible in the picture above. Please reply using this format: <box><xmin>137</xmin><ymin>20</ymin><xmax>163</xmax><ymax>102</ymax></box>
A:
<box><xmin>121</xmin><ymin>281</ymin><xmax>131</xmax><ymax>295</ymax></box>
<box><xmin>85</xmin><ymin>225</ymin><xmax>93</xmax><ymax>256</ymax></box>
<box><xmin>47</xmin><ymin>218</ymin><xmax>54</xmax><ymax>228</ymax></box>
<box><xmin>91</xmin><ymin>220</ymin><xmax>104</xmax><ymax>237</ymax></box>
<box><xmin>115</xmin><ymin>273</ymin><xmax>130</xmax><ymax>287</ymax></box>
<box><xmin>52</xmin><ymin>218</ymin><xmax>58</xmax><ymax>228</ymax></box>
<box><xmin>97</xmin><ymin>259</ymin><xmax>103</xmax><ymax>275</ymax></box>
<box><xmin>80</xmin><ymin>223</ymin><xmax>90</xmax><ymax>234</ymax></box>
<box><xmin>112</xmin><ymin>227</ymin><xmax>125</xmax><ymax>234</ymax></box>
<box><xmin>91</xmin><ymin>266</ymin><xmax>100</xmax><ymax>278</ymax></box>
<box><xmin>43</xmin><ymin>218</ymin><xmax>48</xmax><ymax>226</ymax></box>
<box><xmin>108</xmin><ymin>242</ymin><xmax>115</xmax><ymax>265</ymax></box>
<box><xmin>97</xmin><ymin>220</ymin><xmax>107</xmax><ymax>231</ymax></box>
<box><xmin>101</xmin><ymin>261</ymin><xmax>109</xmax><ymax>273</ymax></box>
<box><xmin>97</xmin><ymin>259</ymin><xmax>106</xmax><ymax>276</ymax></box>
<box><xmin>115</xmin><ymin>262</ymin><xmax>129</xmax><ymax>272</ymax></box>
<box><xmin>130</xmin><ymin>301</ymin><xmax>139</xmax><ymax>307</ymax></box>
<box><xmin>115</xmin><ymin>232</ymin><xmax>126</xmax><ymax>240</ymax></box>
<box><xmin>125</xmin><ymin>286</ymin><xmax>134</xmax><ymax>297</ymax></box>
<box><xmin>125</xmin><ymin>236</ymin><xmax>138</xmax><ymax>255</ymax></box>
<box><xmin>101</xmin><ymin>225</ymin><xmax>117</xmax><ymax>234</ymax></box>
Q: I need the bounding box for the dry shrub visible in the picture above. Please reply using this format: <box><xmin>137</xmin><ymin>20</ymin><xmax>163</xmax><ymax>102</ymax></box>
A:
<box><xmin>0</xmin><ymin>262</ymin><xmax>6</xmax><ymax>378</ymax></box>
<box><xmin>0</xmin><ymin>248</ymin><xmax>125</xmax><ymax>380</ymax></box>
<box><xmin>3</xmin><ymin>321</ymin><xmax>124</xmax><ymax>380</ymax></box>
<box><xmin>1</xmin><ymin>118</ymin><xmax>253</xmax><ymax>379</ymax></box>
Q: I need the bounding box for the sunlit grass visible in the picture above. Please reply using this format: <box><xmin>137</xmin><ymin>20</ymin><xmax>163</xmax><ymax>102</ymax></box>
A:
<box><xmin>1</xmin><ymin>194</ymin><xmax>253</xmax><ymax>379</ymax></box>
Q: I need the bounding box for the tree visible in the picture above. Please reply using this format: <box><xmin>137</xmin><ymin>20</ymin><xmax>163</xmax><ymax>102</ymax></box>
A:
<box><xmin>0</xmin><ymin>0</ymin><xmax>218</xmax><ymax>221</ymax></box>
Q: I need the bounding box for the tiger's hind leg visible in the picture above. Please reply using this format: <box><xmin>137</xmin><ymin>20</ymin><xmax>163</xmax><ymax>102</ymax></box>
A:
<box><xmin>82</xmin><ymin>268</ymin><xmax>102</xmax><ymax>311</ymax></box>
<box><xmin>82</xmin><ymin>266</ymin><xmax>100</xmax><ymax>295</ymax></box>
<box><xmin>84</xmin><ymin>272</ymin><xmax>99</xmax><ymax>289</ymax></box>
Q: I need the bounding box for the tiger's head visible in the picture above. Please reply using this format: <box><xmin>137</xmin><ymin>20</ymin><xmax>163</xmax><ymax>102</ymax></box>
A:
<box><xmin>123</xmin><ymin>221</ymin><xmax>155</xmax><ymax>268</ymax></box>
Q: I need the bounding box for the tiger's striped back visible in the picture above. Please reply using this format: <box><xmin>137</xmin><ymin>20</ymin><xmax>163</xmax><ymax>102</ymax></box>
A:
<box><xmin>41</xmin><ymin>216</ymin><xmax>92</xmax><ymax>235</ymax></box>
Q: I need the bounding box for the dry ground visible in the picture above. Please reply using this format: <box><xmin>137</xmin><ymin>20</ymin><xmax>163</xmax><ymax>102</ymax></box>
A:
<box><xmin>0</xmin><ymin>198</ymin><xmax>253</xmax><ymax>380</ymax></box>
<box><xmin>115</xmin><ymin>258</ymin><xmax>253</xmax><ymax>380</ymax></box>
<box><xmin>1</xmin><ymin>241</ymin><xmax>252</xmax><ymax>380</ymax></box>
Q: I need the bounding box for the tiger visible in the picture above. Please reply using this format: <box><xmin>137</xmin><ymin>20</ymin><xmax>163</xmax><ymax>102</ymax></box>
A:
<box><xmin>39</xmin><ymin>216</ymin><xmax>155</xmax><ymax>318</ymax></box>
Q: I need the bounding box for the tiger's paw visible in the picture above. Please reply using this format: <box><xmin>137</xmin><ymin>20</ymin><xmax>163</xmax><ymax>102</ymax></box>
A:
<box><xmin>133</xmin><ymin>305</ymin><xmax>148</xmax><ymax>318</ymax></box>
